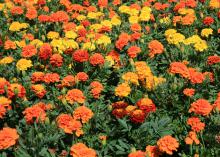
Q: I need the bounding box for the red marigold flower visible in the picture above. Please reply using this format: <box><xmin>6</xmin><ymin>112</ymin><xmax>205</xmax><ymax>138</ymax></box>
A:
<box><xmin>136</xmin><ymin>98</ymin><xmax>156</xmax><ymax>113</ymax></box>
<box><xmin>148</xmin><ymin>40</ymin><xmax>164</xmax><ymax>58</ymax></box>
<box><xmin>73</xmin><ymin>106</ymin><xmax>94</xmax><ymax>123</ymax></box>
<box><xmin>130</xmin><ymin>109</ymin><xmax>146</xmax><ymax>123</ymax></box>
<box><xmin>207</xmin><ymin>56</ymin><xmax>220</xmax><ymax>65</ymax></box>
<box><xmin>0</xmin><ymin>128</ymin><xmax>19</xmax><ymax>150</ymax></box>
<box><xmin>189</xmin><ymin>99</ymin><xmax>213</xmax><ymax>116</ymax></box>
<box><xmin>70</xmin><ymin>143</ymin><xmax>97</xmax><ymax>157</ymax></box>
<box><xmin>23</xmin><ymin>105</ymin><xmax>46</xmax><ymax>124</ymax></box>
<box><xmin>183</xmin><ymin>88</ymin><xmax>195</xmax><ymax>97</ymax></box>
<box><xmin>75</xmin><ymin>72</ymin><xmax>89</xmax><ymax>82</ymax></box>
<box><xmin>57</xmin><ymin>114</ymin><xmax>82</xmax><ymax>135</ymax></box>
<box><xmin>89</xmin><ymin>53</ymin><xmax>105</xmax><ymax>66</ymax></box>
<box><xmin>44</xmin><ymin>73</ymin><xmax>60</xmax><ymax>84</ymax></box>
<box><xmin>203</xmin><ymin>16</ymin><xmax>214</xmax><ymax>25</ymax></box>
<box><xmin>146</xmin><ymin>145</ymin><xmax>161</xmax><ymax>157</ymax></box>
<box><xmin>72</xmin><ymin>49</ymin><xmax>89</xmax><ymax>62</ymax></box>
<box><xmin>65</xmin><ymin>89</ymin><xmax>85</xmax><ymax>104</ymax></box>
<box><xmin>21</xmin><ymin>45</ymin><xmax>37</xmax><ymax>58</ymax></box>
<box><xmin>128</xmin><ymin>150</ymin><xmax>146</xmax><ymax>157</ymax></box>
<box><xmin>112</xmin><ymin>108</ymin><xmax>127</xmax><ymax>118</ymax></box>
<box><xmin>50</xmin><ymin>54</ymin><xmax>63</xmax><ymax>67</ymax></box>
<box><xmin>187</xmin><ymin>117</ymin><xmax>205</xmax><ymax>132</ymax></box>
<box><xmin>157</xmin><ymin>135</ymin><xmax>179</xmax><ymax>155</ymax></box>
<box><xmin>127</xmin><ymin>46</ymin><xmax>141</xmax><ymax>58</ymax></box>
<box><xmin>39</xmin><ymin>43</ymin><xmax>52</xmax><ymax>60</ymax></box>
<box><xmin>31</xmin><ymin>72</ymin><xmax>45</xmax><ymax>83</ymax></box>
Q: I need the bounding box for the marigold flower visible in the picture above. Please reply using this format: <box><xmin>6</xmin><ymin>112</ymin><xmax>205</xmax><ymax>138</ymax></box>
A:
<box><xmin>90</xmin><ymin>81</ymin><xmax>104</xmax><ymax>98</ymax></box>
<box><xmin>10</xmin><ymin>6</ymin><xmax>23</xmax><ymax>15</ymax></box>
<box><xmin>0</xmin><ymin>128</ymin><xmax>19</xmax><ymax>150</ymax></box>
<box><xmin>50</xmin><ymin>11</ymin><xmax>69</xmax><ymax>23</ymax></box>
<box><xmin>31</xmin><ymin>72</ymin><xmax>45</xmax><ymax>83</ymax></box>
<box><xmin>70</xmin><ymin>143</ymin><xmax>97</xmax><ymax>157</ymax></box>
<box><xmin>57</xmin><ymin>114</ymin><xmax>82</xmax><ymax>135</ymax></box>
<box><xmin>0</xmin><ymin>56</ymin><xmax>14</xmax><ymax>64</ymax></box>
<box><xmin>146</xmin><ymin>145</ymin><xmax>161</xmax><ymax>157</ymax></box>
<box><xmin>115</xmin><ymin>83</ymin><xmax>131</xmax><ymax>97</ymax></box>
<box><xmin>31</xmin><ymin>84</ymin><xmax>47</xmax><ymax>98</ymax></box>
<box><xmin>21</xmin><ymin>45</ymin><xmax>37</xmax><ymax>58</ymax></box>
<box><xmin>44</xmin><ymin>73</ymin><xmax>60</xmax><ymax>84</ymax></box>
<box><xmin>23</xmin><ymin>105</ymin><xmax>46</xmax><ymax>124</ymax></box>
<box><xmin>73</xmin><ymin>106</ymin><xmax>94</xmax><ymax>123</ymax></box>
<box><xmin>50</xmin><ymin>54</ymin><xmax>63</xmax><ymax>67</ymax></box>
<box><xmin>189</xmin><ymin>99</ymin><xmax>213</xmax><ymax>116</ymax></box>
<box><xmin>169</xmin><ymin>62</ymin><xmax>189</xmax><ymax>78</ymax></box>
<box><xmin>130</xmin><ymin>109</ymin><xmax>146</xmax><ymax>123</ymax></box>
<box><xmin>115</xmin><ymin>33</ymin><xmax>130</xmax><ymax>50</ymax></box>
<box><xmin>61</xmin><ymin>75</ymin><xmax>75</xmax><ymax>87</ymax></box>
<box><xmin>0</xmin><ymin>78</ymin><xmax>10</xmax><ymax>95</ymax></box>
<box><xmin>16</xmin><ymin>59</ymin><xmax>33</xmax><ymax>71</ymax></box>
<box><xmin>201</xmin><ymin>28</ymin><xmax>213</xmax><ymax>38</ymax></box>
<box><xmin>7</xmin><ymin>83</ymin><xmax>26</xmax><ymax>99</ymax></box>
<box><xmin>128</xmin><ymin>150</ymin><xmax>146</xmax><ymax>157</ymax></box>
<box><xmin>89</xmin><ymin>53</ymin><xmax>105</xmax><ymax>66</ymax></box>
<box><xmin>183</xmin><ymin>88</ymin><xmax>195</xmax><ymax>97</ymax></box>
<box><xmin>39</xmin><ymin>43</ymin><xmax>52</xmax><ymax>60</ymax></box>
<box><xmin>26</xmin><ymin>8</ymin><xmax>37</xmax><ymax>20</ymax></box>
<box><xmin>148</xmin><ymin>40</ymin><xmax>164</xmax><ymax>58</ymax></box>
<box><xmin>75</xmin><ymin>72</ymin><xmax>89</xmax><ymax>82</ymax></box>
<box><xmin>4</xmin><ymin>40</ymin><xmax>16</xmax><ymax>50</ymax></box>
<box><xmin>122</xmin><ymin>72</ymin><xmax>139</xmax><ymax>85</ymax></box>
<box><xmin>65</xmin><ymin>89</ymin><xmax>85</xmax><ymax>104</ymax></box>
<box><xmin>72</xmin><ymin>49</ymin><xmax>89</xmax><ymax>62</ymax></box>
<box><xmin>187</xmin><ymin>117</ymin><xmax>205</xmax><ymax>132</ymax></box>
<box><xmin>185</xmin><ymin>131</ymin><xmax>200</xmax><ymax>145</ymax></box>
<box><xmin>207</xmin><ymin>56</ymin><xmax>220</xmax><ymax>65</ymax></box>
<box><xmin>136</xmin><ymin>98</ymin><xmax>156</xmax><ymax>113</ymax></box>
<box><xmin>157</xmin><ymin>135</ymin><xmax>179</xmax><ymax>155</ymax></box>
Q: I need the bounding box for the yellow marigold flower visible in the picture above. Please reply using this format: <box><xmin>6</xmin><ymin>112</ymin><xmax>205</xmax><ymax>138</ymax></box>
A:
<box><xmin>101</xmin><ymin>20</ymin><xmax>112</xmax><ymax>28</ymax></box>
<box><xmin>30</xmin><ymin>39</ymin><xmax>43</xmax><ymax>48</ymax></box>
<box><xmin>15</xmin><ymin>40</ymin><xmax>26</xmax><ymax>48</ymax></box>
<box><xmin>119</xmin><ymin>6</ymin><xmax>130</xmax><ymax>14</ymax></box>
<box><xmin>65</xmin><ymin>31</ymin><xmax>78</xmax><ymax>39</ymax></box>
<box><xmin>128</xmin><ymin>8</ymin><xmax>139</xmax><ymax>16</ymax></box>
<box><xmin>122</xmin><ymin>72</ymin><xmax>139</xmax><ymax>85</ymax></box>
<box><xmin>90</xmin><ymin>24</ymin><xmax>102</xmax><ymax>31</ymax></box>
<box><xmin>146</xmin><ymin>76</ymin><xmax>166</xmax><ymax>90</ymax></box>
<box><xmin>129</xmin><ymin>16</ymin><xmax>139</xmax><ymax>24</ymax></box>
<box><xmin>135</xmin><ymin>61</ymin><xmax>153</xmax><ymax>80</ymax></box>
<box><xmin>16</xmin><ymin>59</ymin><xmax>33</xmax><ymax>71</ymax></box>
<box><xmin>64</xmin><ymin>39</ymin><xmax>79</xmax><ymax>49</ymax></box>
<box><xmin>194</xmin><ymin>40</ymin><xmax>208</xmax><ymax>52</ymax></box>
<box><xmin>160</xmin><ymin>16</ymin><xmax>171</xmax><ymax>25</ymax></box>
<box><xmin>165</xmin><ymin>29</ymin><xmax>177</xmax><ymax>37</ymax></box>
<box><xmin>115</xmin><ymin>83</ymin><xmax>131</xmax><ymax>97</ymax></box>
<box><xmin>178</xmin><ymin>8</ymin><xmax>194</xmax><ymax>15</ymax></box>
<box><xmin>82</xmin><ymin>42</ymin><xmax>96</xmax><ymax>51</ymax></box>
<box><xmin>139</xmin><ymin>6</ymin><xmax>151</xmax><ymax>21</ymax></box>
<box><xmin>209</xmin><ymin>0</ymin><xmax>220</xmax><ymax>9</ymax></box>
<box><xmin>183</xmin><ymin>35</ymin><xmax>201</xmax><ymax>45</ymax></box>
<box><xmin>96</xmin><ymin>35</ymin><xmax>111</xmax><ymax>46</ymax></box>
<box><xmin>0</xmin><ymin>56</ymin><xmax>14</xmax><ymax>65</ymax></box>
<box><xmin>47</xmin><ymin>31</ymin><xmax>59</xmax><ymax>39</ymax></box>
<box><xmin>76</xmin><ymin>15</ymin><xmax>86</xmax><ymax>21</ymax></box>
<box><xmin>0</xmin><ymin>96</ymin><xmax>12</xmax><ymax>106</ymax></box>
<box><xmin>111</xmin><ymin>16</ymin><xmax>121</xmax><ymax>26</ymax></box>
<box><xmin>201</xmin><ymin>28</ymin><xmax>213</xmax><ymax>38</ymax></box>
<box><xmin>87</xmin><ymin>12</ymin><xmax>104</xmax><ymax>19</ymax></box>
<box><xmin>105</xmin><ymin>56</ymin><xmax>114</xmax><ymax>67</ymax></box>
<box><xmin>9</xmin><ymin>22</ymin><xmax>29</xmax><ymax>32</ymax></box>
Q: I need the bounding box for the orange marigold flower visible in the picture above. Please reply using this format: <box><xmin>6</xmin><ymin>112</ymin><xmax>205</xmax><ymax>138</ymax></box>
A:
<box><xmin>90</xmin><ymin>81</ymin><xmax>104</xmax><ymax>99</ymax></box>
<box><xmin>70</xmin><ymin>143</ymin><xmax>97</xmax><ymax>157</ymax></box>
<box><xmin>23</xmin><ymin>105</ymin><xmax>46</xmax><ymax>124</ymax></box>
<box><xmin>146</xmin><ymin>145</ymin><xmax>161</xmax><ymax>157</ymax></box>
<box><xmin>26</xmin><ymin>8</ymin><xmax>38</xmax><ymax>20</ymax></box>
<box><xmin>31</xmin><ymin>84</ymin><xmax>47</xmax><ymax>98</ymax></box>
<box><xmin>44</xmin><ymin>73</ymin><xmax>60</xmax><ymax>84</ymax></box>
<box><xmin>21</xmin><ymin>45</ymin><xmax>37</xmax><ymax>58</ymax></box>
<box><xmin>89</xmin><ymin>53</ymin><xmax>105</xmax><ymax>66</ymax></box>
<box><xmin>127</xmin><ymin>46</ymin><xmax>141</xmax><ymax>58</ymax></box>
<box><xmin>125</xmin><ymin>105</ymin><xmax>137</xmax><ymax>115</ymax></box>
<box><xmin>128</xmin><ymin>150</ymin><xmax>146</xmax><ymax>157</ymax></box>
<box><xmin>38</xmin><ymin>15</ymin><xmax>51</xmax><ymax>22</ymax></box>
<box><xmin>10</xmin><ymin>6</ymin><xmax>23</xmax><ymax>15</ymax></box>
<box><xmin>183</xmin><ymin>88</ymin><xmax>195</xmax><ymax>97</ymax></box>
<box><xmin>130</xmin><ymin>109</ymin><xmax>146</xmax><ymax>123</ymax></box>
<box><xmin>187</xmin><ymin>117</ymin><xmax>205</xmax><ymax>132</ymax></box>
<box><xmin>72</xmin><ymin>49</ymin><xmax>89</xmax><ymax>62</ymax></box>
<box><xmin>115</xmin><ymin>33</ymin><xmax>130</xmax><ymax>50</ymax></box>
<box><xmin>61</xmin><ymin>75</ymin><xmax>75</xmax><ymax>87</ymax></box>
<box><xmin>75</xmin><ymin>72</ymin><xmax>89</xmax><ymax>82</ymax></box>
<box><xmin>0</xmin><ymin>128</ymin><xmax>19</xmax><ymax>150</ymax></box>
<box><xmin>57</xmin><ymin>114</ymin><xmax>82</xmax><ymax>135</ymax></box>
<box><xmin>148</xmin><ymin>40</ymin><xmax>164</xmax><ymax>58</ymax></box>
<box><xmin>0</xmin><ymin>78</ymin><xmax>10</xmax><ymax>94</ymax></box>
<box><xmin>0</xmin><ymin>106</ymin><xmax>6</xmax><ymax>119</ymax></box>
<box><xmin>136</xmin><ymin>98</ymin><xmax>156</xmax><ymax>113</ymax></box>
<box><xmin>188</xmin><ymin>68</ymin><xmax>205</xmax><ymax>84</ymax></box>
<box><xmin>50</xmin><ymin>11</ymin><xmax>69</xmax><ymax>23</ymax></box>
<box><xmin>157</xmin><ymin>135</ymin><xmax>179</xmax><ymax>155</ymax></box>
<box><xmin>50</xmin><ymin>54</ymin><xmax>63</xmax><ymax>67</ymax></box>
<box><xmin>189</xmin><ymin>99</ymin><xmax>213</xmax><ymax>116</ymax></box>
<box><xmin>131</xmin><ymin>23</ymin><xmax>141</xmax><ymax>32</ymax></box>
<box><xmin>115</xmin><ymin>83</ymin><xmax>131</xmax><ymax>97</ymax></box>
<box><xmin>169</xmin><ymin>62</ymin><xmax>189</xmax><ymax>78</ymax></box>
<box><xmin>65</xmin><ymin>89</ymin><xmax>85</xmax><ymax>104</ymax></box>
<box><xmin>73</xmin><ymin>106</ymin><xmax>94</xmax><ymax>123</ymax></box>
<box><xmin>185</xmin><ymin>131</ymin><xmax>200</xmax><ymax>145</ymax></box>
<box><xmin>31</xmin><ymin>72</ymin><xmax>45</xmax><ymax>83</ymax></box>
<box><xmin>98</xmin><ymin>0</ymin><xmax>108</xmax><ymax>8</ymax></box>
<box><xmin>23</xmin><ymin>33</ymin><xmax>34</xmax><ymax>41</ymax></box>
<box><xmin>4</xmin><ymin>40</ymin><xmax>16</xmax><ymax>50</ymax></box>
<box><xmin>7</xmin><ymin>83</ymin><xmax>26</xmax><ymax>99</ymax></box>
<box><xmin>39</xmin><ymin>43</ymin><xmax>52</xmax><ymax>60</ymax></box>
